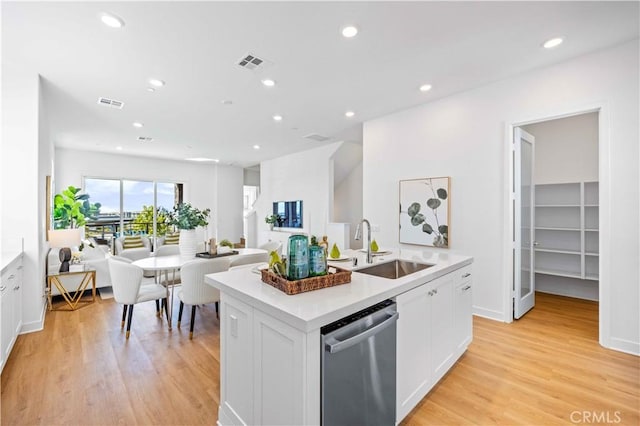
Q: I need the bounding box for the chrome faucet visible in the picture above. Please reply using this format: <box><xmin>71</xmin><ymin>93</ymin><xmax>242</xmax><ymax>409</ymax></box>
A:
<box><xmin>354</xmin><ymin>219</ymin><xmax>373</xmax><ymax>264</ymax></box>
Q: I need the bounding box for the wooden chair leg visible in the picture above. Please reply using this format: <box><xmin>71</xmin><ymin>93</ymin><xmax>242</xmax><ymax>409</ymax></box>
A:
<box><xmin>215</xmin><ymin>301</ymin><xmax>219</xmax><ymax>319</ymax></box>
<box><xmin>177</xmin><ymin>301</ymin><xmax>184</xmax><ymax>327</ymax></box>
<box><xmin>189</xmin><ymin>305</ymin><xmax>196</xmax><ymax>339</ymax></box>
<box><xmin>155</xmin><ymin>300</ymin><xmax>160</xmax><ymax>317</ymax></box>
<box><xmin>121</xmin><ymin>305</ymin><xmax>128</xmax><ymax>329</ymax></box>
<box><xmin>126</xmin><ymin>304</ymin><xmax>134</xmax><ymax>339</ymax></box>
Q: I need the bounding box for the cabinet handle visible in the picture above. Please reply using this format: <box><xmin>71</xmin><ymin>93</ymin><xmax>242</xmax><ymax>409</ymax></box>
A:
<box><xmin>428</xmin><ymin>290</ymin><xmax>433</xmax><ymax>296</ymax></box>
<box><xmin>462</xmin><ymin>285</ymin><xmax>471</xmax><ymax>291</ymax></box>
<box><xmin>14</xmin><ymin>285</ymin><xmax>20</xmax><ymax>291</ymax></box>
<box><xmin>0</xmin><ymin>285</ymin><xmax>6</xmax><ymax>292</ymax></box>
<box><xmin>462</xmin><ymin>272</ymin><xmax>471</xmax><ymax>278</ymax></box>
<box><xmin>8</xmin><ymin>274</ymin><xmax>15</xmax><ymax>280</ymax></box>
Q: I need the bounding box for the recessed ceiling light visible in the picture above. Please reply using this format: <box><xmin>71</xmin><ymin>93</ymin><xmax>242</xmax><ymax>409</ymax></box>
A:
<box><xmin>345</xmin><ymin>111</ymin><xmax>355</xmax><ymax>118</ymax></box>
<box><xmin>100</xmin><ymin>13</ymin><xmax>125</xmax><ymax>28</ymax></box>
<box><xmin>148</xmin><ymin>78</ymin><xmax>165</xmax><ymax>87</ymax></box>
<box><xmin>273</xmin><ymin>115</ymin><xmax>283</xmax><ymax>121</ymax></box>
<box><xmin>261</xmin><ymin>79</ymin><xmax>276</xmax><ymax>87</ymax></box>
<box><xmin>253</xmin><ymin>145</ymin><xmax>260</xmax><ymax>150</ymax></box>
<box><xmin>146</xmin><ymin>87</ymin><xmax>155</xmax><ymax>93</ymax></box>
<box><xmin>342</xmin><ymin>26</ymin><xmax>358</xmax><ymax>38</ymax></box>
<box><xmin>115</xmin><ymin>146</ymin><xmax>123</xmax><ymax>151</ymax></box>
<box><xmin>132</xmin><ymin>122</ymin><xmax>144</xmax><ymax>128</ymax></box>
<box><xmin>186</xmin><ymin>158</ymin><xmax>219</xmax><ymax>163</ymax></box>
<box><xmin>543</xmin><ymin>37</ymin><xmax>564</xmax><ymax>49</ymax></box>
<box><xmin>419</xmin><ymin>84</ymin><xmax>432</xmax><ymax>92</ymax></box>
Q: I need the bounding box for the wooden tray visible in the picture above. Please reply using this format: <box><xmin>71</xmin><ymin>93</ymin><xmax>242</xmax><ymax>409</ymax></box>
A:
<box><xmin>196</xmin><ymin>250</ymin><xmax>238</xmax><ymax>259</ymax></box>
<box><xmin>260</xmin><ymin>267</ymin><xmax>352</xmax><ymax>295</ymax></box>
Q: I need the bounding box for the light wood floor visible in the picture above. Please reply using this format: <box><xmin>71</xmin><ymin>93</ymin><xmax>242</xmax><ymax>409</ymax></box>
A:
<box><xmin>1</xmin><ymin>292</ymin><xmax>638</xmax><ymax>425</ymax></box>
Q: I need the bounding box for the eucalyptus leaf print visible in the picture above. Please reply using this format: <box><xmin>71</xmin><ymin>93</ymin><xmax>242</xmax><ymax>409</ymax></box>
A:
<box><xmin>399</xmin><ymin>177</ymin><xmax>450</xmax><ymax>248</ymax></box>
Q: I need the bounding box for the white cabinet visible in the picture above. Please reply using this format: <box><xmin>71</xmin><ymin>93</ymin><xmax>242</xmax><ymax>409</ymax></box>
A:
<box><xmin>1</xmin><ymin>254</ymin><xmax>23</xmax><ymax>373</ymax></box>
<box><xmin>454</xmin><ymin>269</ymin><xmax>473</xmax><ymax>354</ymax></box>
<box><xmin>218</xmin><ymin>294</ymin><xmax>318</xmax><ymax>426</ymax></box>
<box><xmin>395</xmin><ymin>281</ymin><xmax>432</xmax><ymax>421</ymax></box>
<box><xmin>534</xmin><ymin>182</ymin><xmax>599</xmax><ymax>299</ymax></box>
<box><xmin>395</xmin><ymin>265</ymin><xmax>472</xmax><ymax>422</ymax></box>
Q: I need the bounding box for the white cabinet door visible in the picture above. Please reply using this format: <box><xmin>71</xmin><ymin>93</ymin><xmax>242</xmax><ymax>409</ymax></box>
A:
<box><xmin>396</xmin><ymin>282</ymin><xmax>432</xmax><ymax>422</ymax></box>
<box><xmin>429</xmin><ymin>274</ymin><xmax>455</xmax><ymax>383</ymax></box>
<box><xmin>12</xmin><ymin>265</ymin><xmax>22</xmax><ymax>336</ymax></box>
<box><xmin>219</xmin><ymin>295</ymin><xmax>254</xmax><ymax>426</ymax></box>
<box><xmin>252</xmin><ymin>309</ymin><xmax>305</xmax><ymax>426</ymax></box>
<box><xmin>1</xmin><ymin>281</ymin><xmax>13</xmax><ymax>366</ymax></box>
<box><xmin>454</xmin><ymin>267</ymin><xmax>473</xmax><ymax>354</ymax></box>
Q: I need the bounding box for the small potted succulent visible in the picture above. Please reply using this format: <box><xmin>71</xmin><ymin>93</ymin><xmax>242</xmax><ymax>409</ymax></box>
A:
<box><xmin>265</xmin><ymin>214</ymin><xmax>279</xmax><ymax>231</ymax></box>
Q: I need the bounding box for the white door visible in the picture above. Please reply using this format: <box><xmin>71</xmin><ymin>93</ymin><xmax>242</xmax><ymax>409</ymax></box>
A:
<box><xmin>514</xmin><ymin>128</ymin><xmax>535</xmax><ymax>319</ymax></box>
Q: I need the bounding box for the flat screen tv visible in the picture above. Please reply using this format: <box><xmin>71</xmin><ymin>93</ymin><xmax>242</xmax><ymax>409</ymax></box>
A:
<box><xmin>272</xmin><ymin>200</ymin><xmax>303</xmax><ymax>228</ymax></box>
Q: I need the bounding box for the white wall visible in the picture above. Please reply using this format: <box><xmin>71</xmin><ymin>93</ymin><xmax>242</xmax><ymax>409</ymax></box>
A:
<box><xmin>254</xmin><ymin>142</ymin><xmax>343</xmax><ymax>247</ymax></box>
<box><xmin>523</xmin><ymin>112</ymin><xmax>598</xmax><ymax>185</ymax></box>
<box><xmin>243</xmin><ymin>168</ymin><xmax>260</xmax><ymax>186</ymax></box>
<box><xmin>215</xmin><ymin>165</ymin><xmax>244</xmax><ymax>243</ymax></box>
<box><xmin>334</xmin><ymin>162</ymin><xmax>363</xmax><ymax>249</ymax></box>
<box><xmin>363</xmin><ymin>40</ymin><xmax>639</xmax><ymax>354</ymax></box>
<box><xmin>1</xmin><ymin>65</ymin><xmax>51</xmax><ymax>332</ymax></box>
<box><xmin>54</xmin><ymin>149</ymin><xmax>243</xmax><ymax>244</ymax></box>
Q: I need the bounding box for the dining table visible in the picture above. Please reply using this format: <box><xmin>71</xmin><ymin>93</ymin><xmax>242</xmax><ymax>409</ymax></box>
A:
<box><xmin>131</xmin><ymin>248</ymin><xmax>268</xmax><ymax>328</ymax></box>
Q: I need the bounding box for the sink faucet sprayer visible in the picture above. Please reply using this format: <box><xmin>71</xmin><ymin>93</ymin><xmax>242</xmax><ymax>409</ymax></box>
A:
<box><xmin>354</xmin><ymin>219</ymin><xmax>373</xmax><ymax>264</ymax></box>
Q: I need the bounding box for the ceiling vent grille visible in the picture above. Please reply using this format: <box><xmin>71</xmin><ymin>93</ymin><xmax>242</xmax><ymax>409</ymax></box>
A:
<box><xmin>237</xmin><ymin>53</ymin><xmax>267</xmax><ymax>70</ymax></box>
<box><xmin>137</xmin><ymin>136</ymin><xmax>153</xmax><ymax>142</ymax></box>
<box><xmin>97</xmin><ymin>97</ymin><xmax>124</xmax><ymax>109</ymax></box>
<box><xmin>303</xmin><ymin>133</ymin><xmax>330</xmax><ymax>142</ymax></box>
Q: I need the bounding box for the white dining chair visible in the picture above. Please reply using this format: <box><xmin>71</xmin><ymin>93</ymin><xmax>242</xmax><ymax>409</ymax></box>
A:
<box><xmin>259</xmin><ymin>240</ymin><xmax>282</xmax><ymax>255</ymax></box>
<box><xmin>177</xmin><ymin>257</ymin><xmax>231</xmax><ymax>339</ymax></box>
<box><xmin>108</xmin><ymin>258</ymin><xmax>169</xmax><ymax>339</ymax></box>
<box><xmin>228</xmin><ymin>252</ymin><xmax>269</xmax><ymax>268</ymax></box>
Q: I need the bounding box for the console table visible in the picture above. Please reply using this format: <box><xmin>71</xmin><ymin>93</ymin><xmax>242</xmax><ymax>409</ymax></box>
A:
<box><xmin>47</xmin><ymin>268</ymin><xmax>96</xmax><ymax>311</ymax></box>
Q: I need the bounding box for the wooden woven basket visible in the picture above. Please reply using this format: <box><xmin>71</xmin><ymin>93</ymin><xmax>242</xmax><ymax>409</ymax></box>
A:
<box><xmin>260</xmin><ymin>267</ymin><xmax>352</xmax><ymax>295</ymax></box>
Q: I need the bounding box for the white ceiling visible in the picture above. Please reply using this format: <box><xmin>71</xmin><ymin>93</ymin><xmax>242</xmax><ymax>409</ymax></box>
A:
<box><xmin>3</xmin><ymin>1</ymin><xmax>638</xmax><ymax>168</ymax></box>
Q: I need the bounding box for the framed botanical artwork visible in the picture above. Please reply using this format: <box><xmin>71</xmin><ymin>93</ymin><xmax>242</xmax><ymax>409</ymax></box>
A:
<box><xmin>399</xmin><ymin>177</ymin><xmax>450</xmax><ymax>248</ymax></box>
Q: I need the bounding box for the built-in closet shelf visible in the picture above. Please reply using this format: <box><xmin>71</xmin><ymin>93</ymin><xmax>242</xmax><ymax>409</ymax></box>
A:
<box><xmin>535</xmin><ymin>248</ymin><xmax>581</xmax><ymax>255</ymax></box>
<box><xmin>535</xmin><ymin>269</ymin><xmax>582</xmax><ymax>280</ymax></box>
<box><xmin>534</xmin><ymin>181</ymin><xmax>599</xmax><ymax>282</ymax></box>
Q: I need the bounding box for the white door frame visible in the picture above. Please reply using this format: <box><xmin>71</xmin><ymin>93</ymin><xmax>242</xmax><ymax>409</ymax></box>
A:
<box><xmin>503</xmin><ymin>103</ymin><xmax>610</xmax><ymax>347</ymax></box>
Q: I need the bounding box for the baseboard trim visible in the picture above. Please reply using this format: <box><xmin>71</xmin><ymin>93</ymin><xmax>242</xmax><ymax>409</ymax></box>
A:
<box><xmin>604</xmin><ymin>337</ymin><xmax>640</xmax><ymax>356</ymax></box>
<box><xmin>472</xmin><ymin>306</ymin><xmax>504</xmax><ymax>322</ymax></box>
<box><xmin>19</xmin><ymin>302</ymin><xmax>46</xmax><ymax>334</ymax></box>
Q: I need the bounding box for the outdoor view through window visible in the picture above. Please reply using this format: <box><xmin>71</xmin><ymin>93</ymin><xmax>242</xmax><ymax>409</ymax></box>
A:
<box><xmin>84</xmin><ymin>178</ymin><xmax>182</xmax><ymax>245</ymax></box>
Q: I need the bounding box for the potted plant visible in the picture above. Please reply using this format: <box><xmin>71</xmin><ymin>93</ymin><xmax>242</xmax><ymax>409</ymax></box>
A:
<box><xmin>53</xmin><ymin>185</ymin><xmax>101</xmax><ymax>230</ymax></box>
<box><xmin>166</xmin><ymin>203</ymin><xmax>211</xmax><ymax>257</ymax></box>
<box><xmin>265</xmin><ymin>214</ymin><xmax>279</xmax><ymax>231</ymax></box>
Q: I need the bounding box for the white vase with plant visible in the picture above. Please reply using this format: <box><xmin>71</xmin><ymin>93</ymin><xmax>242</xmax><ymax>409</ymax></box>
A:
<box><xmin>166</xmin><ymin>203</ymin><xmax>211</xmax><ymax>257</ymax></box>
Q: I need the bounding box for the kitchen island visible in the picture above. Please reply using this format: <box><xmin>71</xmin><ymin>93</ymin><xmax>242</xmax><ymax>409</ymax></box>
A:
<box><xmin>205</xmin><ymin>249</ymin><xmax>473</xmax><ymax>425</ymax></box>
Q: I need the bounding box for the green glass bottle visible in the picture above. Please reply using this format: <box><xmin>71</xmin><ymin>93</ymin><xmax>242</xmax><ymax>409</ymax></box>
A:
<box><xmin>308</xmin><ymin>244</ymin><xmax>327</xmax><ymax>277</ymax></box>
<box><xmin>287</xmin><ymin>234</ymin><xmax>309</xmax><ymax>280</ymax></box>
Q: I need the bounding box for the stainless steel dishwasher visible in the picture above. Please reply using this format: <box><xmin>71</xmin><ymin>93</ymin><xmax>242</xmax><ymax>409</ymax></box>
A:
<box><xmin>321</xmin><ymin>299</ymin><xmax>398</xmax><ymax>426</ymax></box>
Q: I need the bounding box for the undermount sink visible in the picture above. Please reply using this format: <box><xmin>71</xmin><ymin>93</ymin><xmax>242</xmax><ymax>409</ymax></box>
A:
<box><xmin>355</xmin><ymin>259</ymin><xmax>434</xmax><ymax>280</ymax></box>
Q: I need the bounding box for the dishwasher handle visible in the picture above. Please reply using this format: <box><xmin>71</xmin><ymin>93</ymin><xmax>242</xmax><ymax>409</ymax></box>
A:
<box><xmin>324</xmin><ymin>311</ymin><xmax>399</xmax><ymax>354</ymax></box>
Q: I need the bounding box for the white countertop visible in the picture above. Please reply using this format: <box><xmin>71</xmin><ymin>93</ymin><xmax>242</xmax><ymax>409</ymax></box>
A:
<box><xmin>205</xmin><ymin>248</ymin><xmax>472</xmax><ymax>332</ymax></box>
<box><xmin>1</xmin><ymin>250</ymin><xmax>23</xmax><ymax>273</ymax></box>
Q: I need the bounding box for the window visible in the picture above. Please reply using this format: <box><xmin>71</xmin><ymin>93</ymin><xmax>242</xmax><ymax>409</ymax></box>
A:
<box><xmin>83</xmin><ymin>178</ymin><xmax>183</xmax><ymax>245</ymax></box>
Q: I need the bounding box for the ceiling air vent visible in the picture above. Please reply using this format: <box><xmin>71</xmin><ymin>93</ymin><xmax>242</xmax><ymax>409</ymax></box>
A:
<box><xmin>137</xmin><ymin>136</ymin><xmax>153</xmax><ymax>142</ymax></box>
<box><xmin>237</xmin><ymin>53</ymin><xmax>270</xmax><ymax>70</ymax></box>
<box><xmin>97</xmin><ymin>97</ymin><xmax>124</xmax><ymax>109</ymax></box>
<box><xmin>304</xmin><ymin>133</ymin><xmax>330</xmax><ymax>142</ymax></box>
